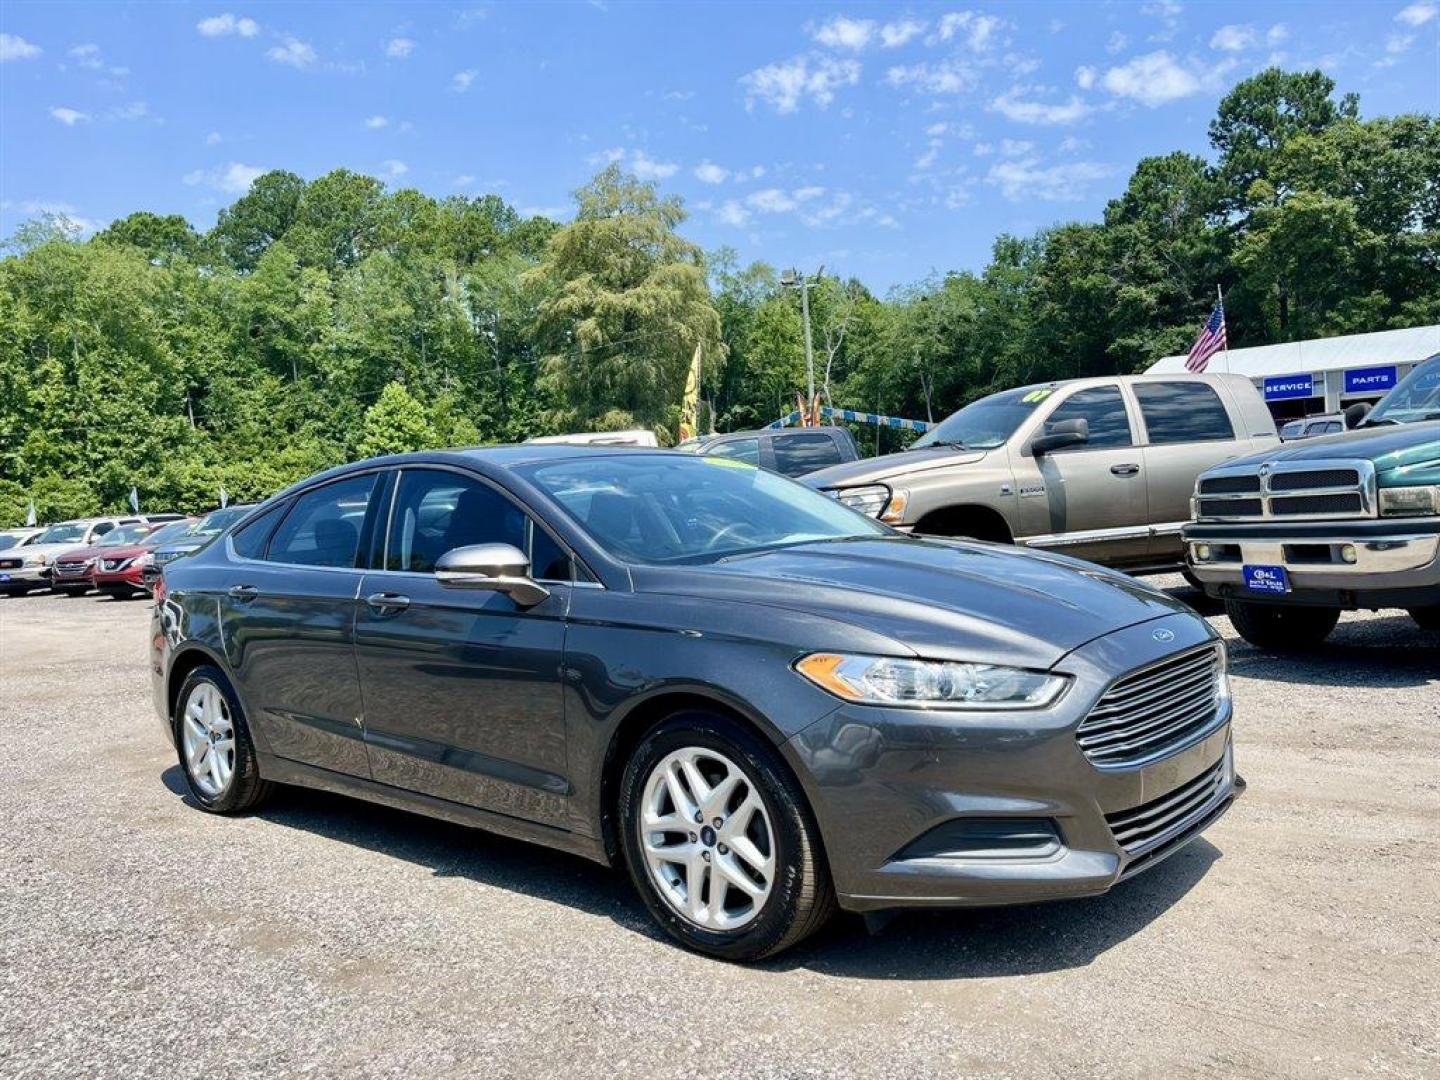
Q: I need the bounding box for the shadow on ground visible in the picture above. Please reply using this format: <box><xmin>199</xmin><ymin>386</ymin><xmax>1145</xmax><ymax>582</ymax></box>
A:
<box><xmin>161</xmin><ymin>763</ymin><xmax>1222</xmax><ymax>979</ymax></box>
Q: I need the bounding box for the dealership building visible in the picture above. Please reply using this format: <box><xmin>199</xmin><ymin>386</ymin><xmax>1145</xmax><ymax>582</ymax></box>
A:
<box><xmin>1146</xmin><ymin>323</ymin><xmax>1440</xmax><ymax>422</ymax></box>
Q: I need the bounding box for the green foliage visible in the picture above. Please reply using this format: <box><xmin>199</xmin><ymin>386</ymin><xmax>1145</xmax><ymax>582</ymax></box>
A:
<box><xmin>0</xmin><ymin>69</ymin><xmax>1436</xmax><ymax>526</ymax></box>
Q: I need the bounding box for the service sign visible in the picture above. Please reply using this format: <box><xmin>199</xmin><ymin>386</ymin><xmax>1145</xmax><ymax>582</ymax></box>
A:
<box><xmin>1343</xmin><ymin>365</ymin><xmax>1397</xmax><ymax>395</ymax></box>
<box><xmin>1263</xmin><ymin>374</ymin><xmax>1316</xmax><ymax>401</ymax></box>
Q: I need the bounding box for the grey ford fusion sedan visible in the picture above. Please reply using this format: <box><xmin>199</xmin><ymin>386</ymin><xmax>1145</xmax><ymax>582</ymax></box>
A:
<box><xmin>152</xmin><ymin>445</ymin><xmax>1243</xmax><ymax>961</ymax></box>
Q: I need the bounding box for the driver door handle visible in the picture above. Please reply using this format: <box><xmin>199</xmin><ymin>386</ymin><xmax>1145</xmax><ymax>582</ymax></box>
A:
<box><xmin>227</xmin><ymin>584</ymin><xmax>258</xmax><ymax>601</ymax></box>
<box><xmin>1110</xmin><ymin>463</ymin><xmax>1141</xmax><ymax>477</ymax></box>
<box><xmin>365</xmin><ymin>591</ymin><xmax>410</xmax><ymax>611</ymax></box>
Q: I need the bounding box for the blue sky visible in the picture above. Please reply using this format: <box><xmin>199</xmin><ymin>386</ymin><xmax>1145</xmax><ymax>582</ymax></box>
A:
<box><xmin>2</xmin><ymin>1</ymin><xmax>1437</xmax><ymax>290</ymax></box>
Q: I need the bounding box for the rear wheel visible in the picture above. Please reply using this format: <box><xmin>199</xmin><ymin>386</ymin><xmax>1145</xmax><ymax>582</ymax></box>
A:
<box><xmin>1408</xmin><ymin>607</ymin><xmax>1440</xmax><ymax>631</ymax></box>
<box><xmin>618</xmin><ymin>712</ymin><xmax>834</xmax><ymax>962</ymax></box>
<box><xmin>1224</xmin><ymin>599</ymin><xmax>1340</xmax><ymax>650</ymax></box>
<box><xmin>175</xmin><ymin>665</ymin><xmax>272</xmax><ymax>813</ymax></box>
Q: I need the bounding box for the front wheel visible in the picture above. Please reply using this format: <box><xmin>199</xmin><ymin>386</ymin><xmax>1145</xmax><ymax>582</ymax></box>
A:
<box><xmin>618</xmin><ymin>713</ymin><xmax>835</xmax><ymax>962</ymax></box>
<box><xmin>1409</xmin><ymin>606</ymin><xmax>1440</xmax><ymax>631</ymax></box>
<box><xmin>174</xmin><ymin>665</ymin><xmax>273</xmax><ymax>813</ymax></box>
<box><xmin>1224</xmin><ymin>599</ymin><xmax>1340</xmax><ymax>650</ymax></box>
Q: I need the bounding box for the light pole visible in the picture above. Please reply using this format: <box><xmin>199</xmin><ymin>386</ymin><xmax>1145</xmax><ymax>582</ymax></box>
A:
<box><xmin>780</xmin><ymin>266</ymin><xmax>822</xmax><ymax>407</ymax></box>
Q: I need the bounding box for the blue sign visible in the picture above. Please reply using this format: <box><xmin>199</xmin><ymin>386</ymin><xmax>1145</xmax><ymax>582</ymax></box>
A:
<box><xmin>1343</xmin><ymin>365</ymin><xmax>1397</xmax><ymax>395</ymax></box>
<box><xmin>1263</xmin><ymin>374</ymin><xmax>1315</xmax><ymax>401</ymax></box>
<box><xmin>1243</xmin><ymin>564</ymin><xmax>1291</xmax><ymax>595</ymax></box>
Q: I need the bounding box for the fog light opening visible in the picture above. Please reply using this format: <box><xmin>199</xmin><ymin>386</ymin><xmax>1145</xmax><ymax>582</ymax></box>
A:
<box><xmin>1340</xmin><ymin>544</ymin><xmax>1358</xmax><ymax>564</ymax></box>
<box><xmin>1193</xmin><ymin>543</ymin><xmax>1212</xmax><ymax>562</ymax></box>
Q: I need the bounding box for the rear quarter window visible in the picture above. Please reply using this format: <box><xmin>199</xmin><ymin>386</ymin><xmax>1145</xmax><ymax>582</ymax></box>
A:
<box><xmin>1134</xmin><ymin>382</ymin><xmax>1237</xmax><ymax>445</ymax></box>
<box><xmin>770</xmin><ymin>432</ymin><xmax>845</xmax><ymax>476</ymax></box>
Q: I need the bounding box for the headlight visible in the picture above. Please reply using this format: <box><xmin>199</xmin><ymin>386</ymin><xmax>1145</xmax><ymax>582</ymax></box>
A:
<box><xmin>834</xmin><ymin>484</ymin><xmax>892</xmax><ymax>519</ymax></box>
<box><xmin>23</xmin><ymin>554</ymin><xmax>49</xmax><ymax>566</ymax></box>
<box><xmin>136</xmin><ymin>553</ymin><xmax>154</xmax><ymax>567</ymax></box>
<box><xmin>1378</xmin><ymin>485</ymin><xmax>1438</xmax><ymax>517</ymax></box>
<box><xmin>795</xmin><ymin>652</ymin><xmax>1070</xmax><ymax>710</ymax></box>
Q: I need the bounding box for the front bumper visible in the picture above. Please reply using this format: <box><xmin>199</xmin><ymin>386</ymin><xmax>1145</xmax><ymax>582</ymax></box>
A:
<box><xmin>0</xmin><ymin>564</ymin><xmax>52</xmax><ymax>588</ymax></box>
<box><xmin>788</xmin><ymin>612</ymin><xmax>1241</xmax><ymax>911</ymax></box>
<box><xmin>1183</xmin><ymin>518</ymin><xmax>1440</xmax><ymax>608</ymax></box>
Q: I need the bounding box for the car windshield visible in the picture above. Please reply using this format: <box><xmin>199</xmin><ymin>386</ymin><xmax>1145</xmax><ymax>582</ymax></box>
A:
<box><xmin>144</xmin><ymin>519</ymin><xmax>197</xmax><ymax>546</ymax></box>
<box><xmin>35</xmin><ymin>522</ymin><xmax>88</xmax><ymax>544</ymax></box>
<box><xmin>99</xmin><ymin>524</ymin><xmax>154</xmax><ymax>546</ymax></box>
<box><xmin>520</xmin><ymin>454</ymin><xmax>889</xmax><ymax>565</ymax></box>
<box><xmin>191</xmin><ymin>506</ymin><xmax>250</xmax><ymax>537</ymax></box>
<box><xmin>911</xmin><ymin>386</ymin><xmax>1056</xmax><ymax>449</ymax></box>
<box><xmin>1365</xmin><ymin>355</ymin><xmax>1440</xmax><ymax>425</ymax></box>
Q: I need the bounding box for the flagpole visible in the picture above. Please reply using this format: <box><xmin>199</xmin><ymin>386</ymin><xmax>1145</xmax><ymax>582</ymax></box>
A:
<box><xmin>1217</xmin><ymin>283</ymin><xmax>1229</xmax><ymax>375</ymax></box>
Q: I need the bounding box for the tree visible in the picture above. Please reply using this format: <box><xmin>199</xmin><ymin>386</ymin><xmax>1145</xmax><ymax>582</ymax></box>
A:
<box><xmin>209</xmin><ymin>170</ymin><xmax>306</xmax><ymax>272</ymax></box>
<box><xmin>358</xmin><ymin>381</ymin><xmax>435</xmax><ymax>458</ymax></box>
<box><xmin>96</xmin><ymin>212</ymin><xmax>203</xmax><ymax>262</ymax></box>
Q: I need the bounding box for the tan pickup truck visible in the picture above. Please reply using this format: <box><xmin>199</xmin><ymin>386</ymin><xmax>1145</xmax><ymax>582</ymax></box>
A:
<box><xmin>806</xmin><ymin>373</ymin><xmax>1278</xmax><ymax>572</ymax></box>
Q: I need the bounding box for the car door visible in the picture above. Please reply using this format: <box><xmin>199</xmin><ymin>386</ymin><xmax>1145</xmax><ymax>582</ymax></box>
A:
<box><xmin>1011</xmin><ymin>384</ymin><xmax>1150</xmax><ymax>565</ymax></box>
<box><xmin>217</xmin><ymin>472</ymin><xmax>383</xmax><ymax>778</ymax></box>
<box><xmin>353</xmin><ymin>466</ymin><xmax>574</xmax><ymax>827</ymax></box>
<box><xmin>1131</xmin><ymin>380</ymin><xmax>1246</xmax><ymax>562</ymax></box>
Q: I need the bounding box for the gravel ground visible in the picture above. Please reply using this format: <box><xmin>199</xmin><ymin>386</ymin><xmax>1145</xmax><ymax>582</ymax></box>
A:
<box><xmin>2</xmin><ymin>580</ymin><xmax>1437</xmax><ymax>1079</ymax></box>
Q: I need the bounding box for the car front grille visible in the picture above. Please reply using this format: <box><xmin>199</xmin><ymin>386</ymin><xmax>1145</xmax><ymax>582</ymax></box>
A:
<box><xmin>100</xmin><ymin>558</ymin><xmax>130</xmax><ymax>572</ymax></box>
<box><xmin>1106</xmin><ymin>757</ymin><xmax>1227</xmax><ymax>857</ymax></box>
<box><xmin>54</xmin><ymin>561</ymin><xmax>89</xmax><ymax>577</ymax></box>
<box><xmin>1193</xmin><ymin>459</ymin><xmax>1374</xmax><ymax>521</ymax></box>
<box><xmin>1077</xmin><ymin>644</ymin><xmax>1224</xmax><ymax>769</ymax></box>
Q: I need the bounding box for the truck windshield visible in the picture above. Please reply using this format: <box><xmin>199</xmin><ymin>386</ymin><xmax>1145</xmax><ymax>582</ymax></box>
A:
<box><xmin>1364</xmin><ymin>355</ymin><xmax>1440</xmax><ymax>425</ymax></box>
<box><xmin>912</xmin><ymin>386</ymin><xmax>1055</xmax><ymax>449</ymax></box>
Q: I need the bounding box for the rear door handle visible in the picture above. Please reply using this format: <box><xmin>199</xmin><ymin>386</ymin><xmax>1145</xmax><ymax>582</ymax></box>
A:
<box><xmin>365</xmin><ymin>591</ymin><xmax>410</xmax><ymax>611</ymax></box>
<box><xmin>1110</xmin><ymin>463</ymin><xmax>1141</xmax><ymax>477</ymax></box>
<box><xmin>227</xmin><ymin>584</ymin><xmax>258</xmax><ymax>600</ymax></box>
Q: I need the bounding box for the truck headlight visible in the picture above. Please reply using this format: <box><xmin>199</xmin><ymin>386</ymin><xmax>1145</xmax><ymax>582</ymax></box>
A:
<box><xmin>833</xmin><ymin>484</ymin><xmax>891</xmax><ymax>518</ymax></box>
<box><xmin>1378</xmin><ymin>486</ymin><xmax>1439</xmax><ymax>517</ymax></box>
<box><xmin>23</xmin><ymin>554</ymin><xmax>49</xmax><ymax>566</ymax></box>
<box><xmin>795</xmin><ymin>653</ymin><xmax>1070</xmax><ymax>710</ymax></box>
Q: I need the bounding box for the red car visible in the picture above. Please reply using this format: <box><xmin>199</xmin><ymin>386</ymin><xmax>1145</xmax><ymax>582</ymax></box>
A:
<box><xmin>91</xmin><ymin>518</ymin><xmax>198</xmax><ymax>598</ymax></box>
<box><xmin>50</xmin><ymin>522</ymin><xmax>167</xmax><ymax>595</ymax></box>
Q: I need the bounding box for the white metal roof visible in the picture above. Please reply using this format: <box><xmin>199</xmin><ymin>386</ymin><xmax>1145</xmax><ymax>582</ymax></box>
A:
<box><xmin>1147</xmin><ymin>324</ymin><xmax>1440</xmax><ymax>379</ymax></box>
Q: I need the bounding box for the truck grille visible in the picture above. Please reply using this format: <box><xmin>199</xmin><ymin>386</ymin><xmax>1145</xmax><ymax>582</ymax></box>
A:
<box><xmin>1106</xmin><ymin>757</ymin><xmax>1227</xmax><ymax>856</ymax></box>
<box><xmin>1193</xmin><ymin>459</ymin><xmax>1374</xmax><ymax>521</ymax></box>
<box><xmin>1077</xmin><ymin>644</ymin><xmax>1224</xmax><ymax>768</ymax></box>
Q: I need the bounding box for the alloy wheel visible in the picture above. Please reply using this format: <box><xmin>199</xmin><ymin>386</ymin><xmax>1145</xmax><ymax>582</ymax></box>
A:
<box><xmin>181</xmin><ymin>682</ymin><xmax>236</xmax><ymax>798</ymax></box>
<box><xmin>638</xmin><ymin>746</ymin><xmax>776</xmax><ymax>931</ymax></box>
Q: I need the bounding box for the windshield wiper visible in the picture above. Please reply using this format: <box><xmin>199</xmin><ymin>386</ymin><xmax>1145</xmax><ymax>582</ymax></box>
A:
<box><xmin>922</xmin><ymin>439</ymin><xmax>969</xmax><ymax>450</ymax></box>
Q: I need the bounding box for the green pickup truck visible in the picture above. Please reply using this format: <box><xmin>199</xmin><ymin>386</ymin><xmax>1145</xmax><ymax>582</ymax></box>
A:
<box><xmin>1184</xmin><ymin>351</ymin><xmax>1440</xmax><ymax>648</ymax></box>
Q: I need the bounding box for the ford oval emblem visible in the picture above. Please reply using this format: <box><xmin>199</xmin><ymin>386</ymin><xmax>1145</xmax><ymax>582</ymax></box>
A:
<box><xmin>1152</xmin><ymin>628</ymin><xmax>1176</xmax><ymax>643</ymax></box>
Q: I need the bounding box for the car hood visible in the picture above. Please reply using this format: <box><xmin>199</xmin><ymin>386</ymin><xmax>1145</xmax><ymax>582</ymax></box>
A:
<box><xmin>803</xmin><ymin>446</ymin><xmax>991</xmax><ymax>489</ymax></box>
<box><xmin>632</xmin><ymin>536</ymin><xmax>1195</xmax><ymax>670</ymax></box>
<box><xmin>1216</xmin><ymin>420</ymin><xmax>1440</xmax><ymax>471</ymax></box>
<box><xmin>90</xmin><ymin>543</ymin><xmax>151</xmax><ymax>560</ymax></box>
<box><xmin>6</xmin><ymin>541</ymin><xmax>91</xmax><ymax>561</ymax></box>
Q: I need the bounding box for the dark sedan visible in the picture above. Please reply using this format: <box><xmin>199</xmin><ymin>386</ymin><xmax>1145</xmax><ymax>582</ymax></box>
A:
<box><xmin>152</xmin><ymin>446</ymin><xmax>1242</xmax><ymax>961</ymax></box>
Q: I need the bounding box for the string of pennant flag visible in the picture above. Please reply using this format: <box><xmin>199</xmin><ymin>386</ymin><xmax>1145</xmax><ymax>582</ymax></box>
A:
<box><xmin>767</xmin><ymin>406</ymin><xmax>932</xmax><ymax>433</ymax></box>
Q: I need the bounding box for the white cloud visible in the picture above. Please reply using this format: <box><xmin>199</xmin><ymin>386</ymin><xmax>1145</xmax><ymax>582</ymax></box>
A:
<box><xmin>812</xmin><ymin>16</ymin><xmax>874</xmax><ymax>51</ymax></box>
<box><xmin>1101</xmin><ymin>51</ymin><xmax>1204</xmax><ymax>107</ymax></box>
<box><xmin>880</xmin><ymin>18</ymin><xmax>926</xmax><ymax>48</ymax></box>
<box><xmin>1</xmin><ymin>33</ymin><xmax>42</xmax><ymax>61</ymax></box>
<box><xmin>794</xmin><ymin>186</ymin><xmax>826</xmax><ymax>201</ymax></box>
<box><xmin>747</xmin><ymin>188</ymin><xmax>798</xmax><ymax>213</ymax></box>
<box><xmin>1075</xmin><ymin>65</ymin><xmax>1097</xmax><ymax>89</ymax></box>
<box><xmin>715</xmin><ymin>200</ymin><xmax>751</xmax><ymax>227</ymax></box>
<box><xmin>1396</xmin><ymin>3</ymin><xmax>1437</xmax><ymax>27</ymax></box>
<box><xmin>109</xmin><ymin>101</ymin><xmax>149</xmax><ymax>122</ymax></box>
<box><xmin>914</xmin><ymin>141</ymin><xmax>941</xmax><ymax>170</ymax></box>
<box><xmin>1106</xmin><ymin>31</ymin><xmax>1130</xmax><ymax>54</ymax></box>
<box><xmin>972</xmin><ymin>141</ymin><xmax>993</xmax><ymax>156</ymax></box>
<box><xmin>693</xmin><ymin>160</ymin><xmax>730</xmax><ymax>184</ymax></box>
<box><xmin>453</xmin><ymin>174</ymin><xmax>475</xmax><ymax>188</ymax></box>
<box><xmin>266</xmin><ymin>37</ymin><xmax>316</xmax><ymax>68</ymax></box>
<box><xmin>1386</xmin><ymin>32</ymin><xmax>1416</xmax><ymax>53</ymax></box>
<box><xmin>741</xmin><ymin>54</ymin><xmax>861</xmax><ymax>113</ymax></box>
<box><xmin>629</xmin><ymin>150</ymin><xmax>677</xmax><ymax>180</ymax></box>
<box><xmin>196</xmin><ymin>13</ymin><xmax>259</xmax><ymax>38</ymax></box>
<box><xmin>930</xmin><ymin>11</ymin><xmax>1005</xmax><ymax>52</ymax></box>
<box><xmin>1266</xmin><ymin>24</ymin><xmax>1289</xmax><ymax>45</ymax></box>
<box><xmin>987</xmin><ymin>156</ymin><xmax>1114</xmax><ymax>201</ymax></box>
<box><xmin>999</xmin><ymin>138</ymin><xmax>1035</xmax><ymax>156</ymax></box>
<box><xmin>381</xmin><ymin>159</ymin><xmax>408</xmax><ymax>179</ymax></box>
<box><xmin>925</xmin><ymin>122</ymin><xmax>949</xmax><ymax>137</ymax></box>
<box><xmin>205</xmin><ymin>131</ymin><xmax>222</xmax><ymax>145</ymax></box>
<box><xmin>49</xmin><ymin>106</ymin><xmax>90</xmax><ymax>126</ymax></box>
<box><xmin>19</xmin><ymin>200</ymin><xmax>98</xmax><ymax>233</ymax></box>
<box><xmin>1059</xmin><ymin>136</ymin><xmax>1091</xmax><ymax>153</ymax></box>
<box><xmin>452</xmin><ymin>69</ymin><xmax>477</xmax><ymax>92</ymax></box>
<box><xmin>365</xmin><ymin>115</ymin><xmax>390</xmax><ymax>129</ymax></box>
<box><xmin>885</xmin><ymin>59</ymin><xmax>976</xmax><ymax>95</ymax></box>
<box><xmin>1140</xmin><ymin>0</ymin><xmax>1184</xmax><ymax>41</ymax></box>
<box><xmin>68</xmin><ymin>43</ymin><xmax>102</xmax><ymax>69</ymax></box>
<box><xmin>183</xmin><ymin>162</ymin><xmax>266</xmax><ymax>193</ymax></box>
<box><xmin>1210</xmin><ymin>24</ymin><xmax>1257</xmax><ymax>51</ymax></box>
<box><xmin>385</xmin><ymin>37</ymin><xmax>416</xmax><ymax>59</ymax></box>
<box><xmin>992</xmin><ymin>90</ymin><xmax>1092</xmax><ymax>125</ymax></box>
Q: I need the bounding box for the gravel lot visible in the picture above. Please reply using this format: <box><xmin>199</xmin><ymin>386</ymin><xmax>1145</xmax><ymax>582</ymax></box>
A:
<box><xmin>2</xmin><ymin>580</ymin><xmax>1437</xmax><ymax>1079</ymax></box>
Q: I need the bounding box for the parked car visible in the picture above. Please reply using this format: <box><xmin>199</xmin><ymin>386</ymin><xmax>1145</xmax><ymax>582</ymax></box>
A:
<box><xmin>0</xmin><ymin>514</ymin><xmax>159</xmax><ymax>596</ymax></box>
<box><xmin>677</xmin><ymin>426</ymin><xmax>860</xmax><ymax>478</ymax></box>
<box><xmin>142</xmin><ymin>505</ymin><xmax>256</xmax><ymax>593</ymax></box>
<box><xmin>50</xmin><ymin>522</ymin><xmax>169</xmax><ymax>596</ymax></box>
<box><xmin>1185</xmin><ymin>352</ymin><xmax>1440</xmax><ymax>647</ymax></box>
<box><xmin>92</xmin><ymin>518</ymin><xmax>198</xmax><ymax>598</ymax></box>
<box><xmin>526</xmin><ymin>430</ymin><xmax>659</xmax><ymax>447</ymax></box>
<box><xmin>1279</xmin><ymin>414</ymin><xmax>1346</xmax><ymax>441</ymax></box>
<box><xmin>805</xmin><ymin>374</ymin><xmax>1278</xmax><ymax>573</ymax></box>
<box><xmin>154</xmin><ymin>447</ymin><xmax>1241</xmax><ymax>961</ymax></box>
<box><xmin>0</xmin><ymin>527</ymin><xmax>43</xmax><ymax>551</ymax></box>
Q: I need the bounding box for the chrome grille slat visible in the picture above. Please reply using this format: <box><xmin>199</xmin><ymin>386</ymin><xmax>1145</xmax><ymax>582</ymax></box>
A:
<box><xmin>1106</xmin><ymin>760</ymin><xmax>1226</xmax><ymax>853</ymax></box>
<box><xmin>1076</xmin><ymin>644</ymin><xmax>1223</xmax><ymax>768</ymax></box>
<box><xmin>1192</xmin><ymin>458</ymin><xmax>1375</xmax><ymax>522</ymax></box>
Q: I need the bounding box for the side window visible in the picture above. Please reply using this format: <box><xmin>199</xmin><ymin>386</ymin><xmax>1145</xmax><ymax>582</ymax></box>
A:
<box><xmin>771</xmin><ymin>432</ymin><xmax>844</xmax><ymax>476</ymax></box>
<box><xmin>707</xmin><ymin>437</ymin><xmax>760</xmax><ymax>466</ymax></box>
<box><xmin>1323</xmin><ymin>421</ymin><xmax>1343</xmax><ymax>434</ymax></box>
<box><xmin>92</xmin><ymin>522</ymin><xmax>115</xmax><ymax>538</ymax></box>
<box><xmin>530</xmin><ymin>522</ymin><xmax>573</xmax><ymax>582</ymax></box>
<box><xmin>267</xmin><ymin>474</ymin><xmax>377</xmax><ymax>568</ymax></box>
<box><xmin>386</xmin><ymin>469</ymin><xmax>527</xmax><ymax>573</ymax></box>
<box><xmin>230</xmin><ymin>502</ymin><xmax>289</xmax><ymax>560</ymax></box>
<box><xmin>1134</xmin><ymin>382</ymin><xmax>1236</xmax><ymax>445</ymax></box>
<box><xmin>1044</xmin><ymin>387</ymin><xmax>1132</xmax><ymax>450</ymax></box>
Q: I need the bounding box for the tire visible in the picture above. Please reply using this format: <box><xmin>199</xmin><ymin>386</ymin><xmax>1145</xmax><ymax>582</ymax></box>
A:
<box><xmin>1181</xmin><ymin>570</ymin><xmax>1206</xmax><ymax>592</ymax></box>
<box><xmin>1409</xmin><ymin>607</ymin><xmax>1440</xmax><ymax>631</ymax></box>
<box><xmin>174</xmin><ymin>664</ymin><xmax>273</xmax><ymax>813</ymax></box>
<box><xmin>1224</xmin><ymin>599</ymin><xmax>1340</xmax><ymax>650</ymax></box>
<box><xmin>618</xmin><ymin>711</ymin><xmax>835</xmax><ymax>962</ymax></box>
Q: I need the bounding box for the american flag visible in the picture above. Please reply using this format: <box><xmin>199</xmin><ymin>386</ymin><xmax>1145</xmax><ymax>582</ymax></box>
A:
<box><xmin>1186</xmin><ymin>300</ymin><xmax>1227</xmax><ymax>372</ymax></box>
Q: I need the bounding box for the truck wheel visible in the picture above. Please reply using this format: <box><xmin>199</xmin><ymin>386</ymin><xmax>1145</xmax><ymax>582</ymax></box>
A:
<box><xmin>1409</xmin><ymin>607</ymin><xmax>1440</xmax><ymax>631</ymax></box>
<box><xmin>1224</xmin><ymin>599</ymin><xmax>1339</xmax><ymax>650</ymax></box>
<box><xmin>1181</xmin><ymin>570</ymin><xmax>1205</xmax><ymax>592</ymax></box>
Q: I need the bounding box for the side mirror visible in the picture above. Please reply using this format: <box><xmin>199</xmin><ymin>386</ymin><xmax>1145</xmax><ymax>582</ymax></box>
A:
<box><xmin>1031</xmin><ymin>417</ymin><xmax>1089</xmax><ymax>456</ymax></box>
<box><xmin>1343</xmin><ymin>401</ymin><xmax>1372</xmax><ymax>429</ymax></box>
<box><xmin>435</xmin><ymin>543</ymin><xmax>550</xmax><ymax>607</ymax></box>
